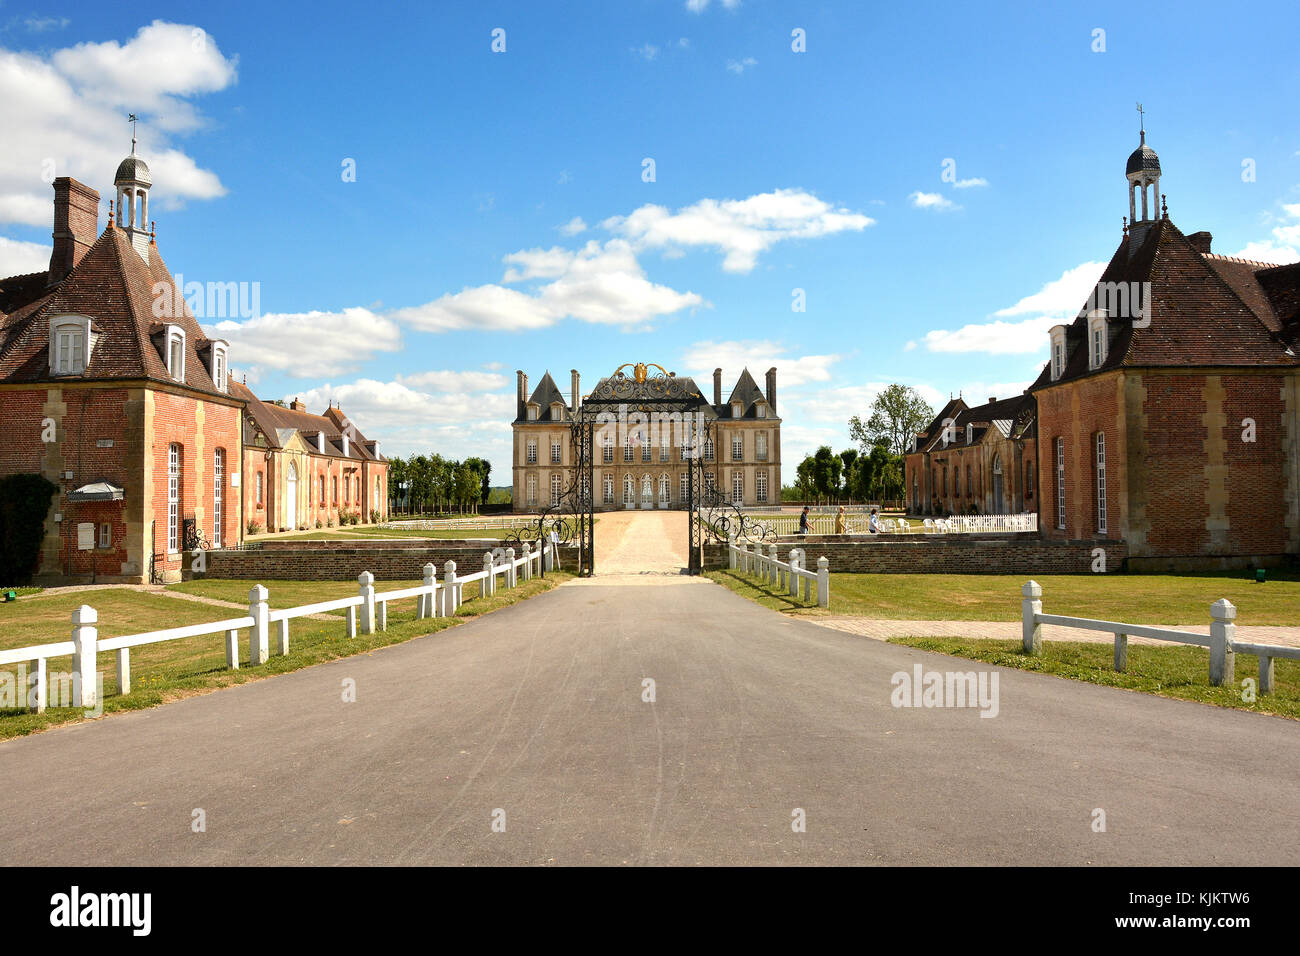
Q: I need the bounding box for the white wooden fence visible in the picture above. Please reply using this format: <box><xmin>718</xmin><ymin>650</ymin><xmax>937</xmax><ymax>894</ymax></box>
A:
<box><xmin>6</xmin><ymin>543</ymin><xmax>546</xmax><ymax>714</ymax></box>
<box><xmin>380</xmin><ymin>516</ymin><xmax>539</xmax><ymax>532</ymax></box>
<box><xmin>1021</xmin><ymin>579</ymin><xmax>1298</xmax><ymax>693</ymax></box>
<box><xmin>727</xmin><ymin>538</ymin><xmax>830</xmax><ymax>608</ymax></box>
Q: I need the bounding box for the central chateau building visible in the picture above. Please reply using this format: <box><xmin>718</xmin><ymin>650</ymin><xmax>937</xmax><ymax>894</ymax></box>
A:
<box><xmin>511</xmin><ymin>365</ymin><xmax>782</xmax><ymax>511</ymax></box>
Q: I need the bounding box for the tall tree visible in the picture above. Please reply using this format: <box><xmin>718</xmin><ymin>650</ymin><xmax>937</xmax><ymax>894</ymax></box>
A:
<box><xmin>811</xmin><ymin>446</ymin><xmax>842</xmax><ymax>497</ymax></box>
<box><xmin>838</xmin><ymin>449</ymin><xmax>858</xmax><ymax>496</ymax></box>
<box><xmin>849</xmin><ymin>384</ymin><xmax>935</xmax><ymax>458</ymax></box>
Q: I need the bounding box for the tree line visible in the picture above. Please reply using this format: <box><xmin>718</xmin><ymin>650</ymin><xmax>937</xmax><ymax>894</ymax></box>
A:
<box><xmin>386</xmin><ymin>455</ymin><xmax>492</xmax><ymax>515</ymax></box>
<box><xmin>788</xmin><ymin>384</ymin><xmax>934</xmax><ymax>502</ymax></box>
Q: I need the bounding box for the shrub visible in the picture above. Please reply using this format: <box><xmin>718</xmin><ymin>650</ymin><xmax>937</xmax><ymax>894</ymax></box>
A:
<box><xmin>0</xmin><ymin>474</ymin><xmax>58</xmax><ymax>585</ymax></box>
<box><xmin>315</xmin><ymin>519</ymin><xmax>322</xmax><ymax>529</ymax></box>
<box><xmin>337</xmin><ymin>508</ymin><xmax>346</xmax><ymax>526</ymax></box>
<box><xmin>347</xmin><ymin>512</ymin><xmax>359</xmax><ymax>525</ymax></box>
<box><xmin>247</xmin><ymin>520</ymin><xmax>263</xmax><ymax>535</ymax></box>
<box><xmin>370</xmin><ymin>509</ymin><xmax>380</xmax><ymax>524</ymax></box>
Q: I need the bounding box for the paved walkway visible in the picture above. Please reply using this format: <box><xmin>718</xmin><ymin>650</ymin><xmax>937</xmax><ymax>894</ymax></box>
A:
<box><xmin>814</xmin><ymin>617</ymin><xmax>1300</xmax><ymax>649</ymax></box>
<box><xmin>591</xmin><ymin>509</ymin><xmax>689</xmax><ymax>575</ymax></box>
<box><xmin>2</xmin><ymin>574</ymin><xmax>1296</xmax><ymax>865</ymax></box>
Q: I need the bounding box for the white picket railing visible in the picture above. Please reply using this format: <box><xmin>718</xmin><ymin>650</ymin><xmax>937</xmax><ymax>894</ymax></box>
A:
<box><xmin>1021</xmin><ymin>580</ymin><xmax>1299</xmax><ymax>692</ymax></box>
<box><xmin>8</xmin><ymin>543</ymin><xmax>547</xmax><ymax>715</ymax></box>
<box><xmin>726</xmin><ymin>537</ymin><xmax>830</xmax><ymax>608</ymax></box>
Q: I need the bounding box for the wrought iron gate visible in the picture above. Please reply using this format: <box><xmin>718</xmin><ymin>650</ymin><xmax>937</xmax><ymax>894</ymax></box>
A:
<box><xmin>506</xmin><ymin>412</ymin><xmax>594</xmax><ymax>577</ymax></box>
<box><xmin>686</xmin><ymin>418</ymin><xmax>775</xmax><ymax>574</ymax></box>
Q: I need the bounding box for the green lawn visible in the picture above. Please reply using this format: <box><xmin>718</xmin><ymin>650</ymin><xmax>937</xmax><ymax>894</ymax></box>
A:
<box><xmin>168</xmin><ymin>577</ymin><xmax>424</xmax><ymax>614</ymax></box>
<box><xmin>0</xmin><ymin>571</ymin><xmax>572</xmax><ymax>739</ymax></box>
<box><xmin>888</xmin><ymin>636</ymin><xmax>1300</xmax><ymax>719</ymax></box>
<box><xmin>707</xmin><ymin>568</ymin><xmax>1300</xmax><ymax>625</ymax></box>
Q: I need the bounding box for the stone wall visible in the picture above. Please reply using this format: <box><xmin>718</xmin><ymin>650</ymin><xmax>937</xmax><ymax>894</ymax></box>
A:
<box><xmin>720</xmin><ymin>534</ymin><xmax>1128</xmax><ymax>574</ymax></box>
<box><xmin>203</xmin><ymin>541</ymin><xmax>580</xmax><ymax>581</ymax></box>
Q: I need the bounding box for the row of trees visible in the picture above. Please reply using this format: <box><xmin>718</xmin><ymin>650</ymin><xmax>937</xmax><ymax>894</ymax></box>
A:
<box><xmin>386</xmin><ymin>455</ymin><xmax>492</xmax><ymax>515</ymax></box>
<box><xmin>788</xmin><ymin>384</ymin><xmax>934</xmax><ymax>503</ymax></box>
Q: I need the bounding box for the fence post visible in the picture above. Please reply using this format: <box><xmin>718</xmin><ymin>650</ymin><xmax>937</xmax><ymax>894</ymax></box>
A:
<box><xmin>71</xmin><ymin>605</ymin><xmax>97</xmax><ymax>710</ymax></box>
<box><xmin>1209</xmin><ymin>599</ymin><xmax>1236</xmax><ymax>687</ymax></box>
<box><xmin>30</xmin><ymin>659</ymin><xmax>47</xmax><ymax>713</ymax></box>
<box><xmin>728</xmin><ymin>534</ymin><xmax>737</xmax><ymax>569</ymax></box>
<box><xmin>768</xmin><ymin>543</ymin><xmax>779</xmax><ymax>586</ymax></box>
<box><xmin>738</xmin><ymin>540</ymin><xmax>748</xmax><ymax>572</ymax></box>
<box><xmin>1114</xmin><ymin>633</ymin><xmax>1128</xmax><ymax>672</ymax></box>
<box><xmin>817</xmin><ymin>557</ymin><xmax>830</xmax><ymax>608</ymax></box>
<box><xmin>359</xmin><ymin>571</ymin><xmax>376</xmax><ymax>635</ymax></box>
<box><xmin>278</xmin><ymin>617</ymin><xmax>290</xmax><ymax>654</ymax></box>
<box><xmin>1259</xmin><ymin>654</ymin><xmax>1275</xmax><ymax>694</ymax></box>
<box><xmin>788</xmin><ymin>550</ymin><xmax>800</xmax><ymax>597</ymax></box>
<box><xmin>482</xmin><ymin>552</ymin><xmax>493</xmax><ymax>598</ymax></box>
<box><xmin>420</xmin><ymin>562</ymin><xmax>436</xmax><ymax>618</ymax></box>
<box><xmin>544</xmin><ymin>540</ymin><xmax>554</xmax><ymax>572</ymax></box>
<box><xmin>801</xmin><ymin>550</ymin><xmax>811</xmax><ymax>602</ymax></box>
<box><xmin>377</xmin><ymin>599</ymin><xmax>387</xmax><ymax>632</ymax></box>
<box><xmin>249</xmin><ymin>584</ymin><xmax>269</xmax><ymax>665</ymax></box>
<box><xmin>506</xmin><ymin>547</ymin><xmax>516</xmax><ymax>587</ymax></box>
<box><xmin>1021</xmin><ymin>580</ymin><xmax>1042</xmax><ymax>655</ymax></box>
<box><xmin>116</xmin><ymin>647</ymin><xmax>130</xmax><ymax>695</ymax></box>
<box><xmin>444</xmin><ymin>560</ymin><xmax>458</xmax><ymax>616</ymax></box>
<box><xmin>522</xmin><ymin>542</ymin><xmax>532</xmax><ymax>581</ymax></box>
<box><xmin>225</xmin><ymin>629</ymin><xmax>240</xmax><ymax>669</ymax></box>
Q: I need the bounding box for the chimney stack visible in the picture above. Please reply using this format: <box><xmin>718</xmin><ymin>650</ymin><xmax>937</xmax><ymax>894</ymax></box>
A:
<box><xmin>290</xmin><ymin>397</ymin><xmax>307</xmax><ymax>412</ymax></box>
<box><xmin>713</xmin><ymin>368</ymin><xmax>723</xmax><ymax>406</ymax></box>
<box><xmin>765</xmin><ymin>367</ymin><xmax>777</xmax><ymax>414</ymax></box>
<box><xmin>48</xmin><ymin>178</ymin><xmax>100</xmax><ymax>286</ymax></box>
<box><xmin>988</xmin><ymin>396</ymin><xmax>996</xmax><ymax>405</ymax></box>
<box><xmin>571</xmin><ymin>369</ymin><xmax>580</xmax><ymax>412</ymax></box>
<box><xmin>1187</xmin><ymin>231</ymin><xmax>1212</xmax><ymax>255</ymax></box>
<box><xmin>516</xmin><ymin>370</ymin><xmax>528</xmax><ymax>419</ymax></box>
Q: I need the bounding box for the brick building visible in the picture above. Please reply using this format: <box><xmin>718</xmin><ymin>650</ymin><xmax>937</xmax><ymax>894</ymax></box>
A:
<box><xmin>905</xmin><ymin>394</ymin><xmax>1038</xmax><ymax>516</ymax></box>
<box><xmin>232</xmin><ymin>382</ymin><xmax>388</xmax><ymax>533</ymax></box>
<box><xmin>0</xmin><ymin>150</ymin><xmax>241</xmax><ymax>583</ymax></box>
<box><xmin>1029</xmin><ymin>132</ymin><xmax>1300</xmax><ymax>568</ymax></box>
<box><xmin>511</xmin><ymin>363</ymin><xmax>782</xmax><ymax>511</ymax></box>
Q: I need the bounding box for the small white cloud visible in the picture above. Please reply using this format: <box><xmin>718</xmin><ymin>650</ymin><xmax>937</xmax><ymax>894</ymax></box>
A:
<box><xmin>993</xmin><ymin>261</ymin><xmax>1108</xmax><ymax>317</ymax></box>
<box><xmin>205</xmin><ymin>308</ymin><xmax>402</xmax><ymax>378</ymax></box>
<box><xmin>25</xmin><ymin>16</ymin><xmax>70</xmax><ymax>32</ymax></box>
<box><xmin>396</xmin><ymin>369</ymin><xmax>508</xmax><ymax>392</ymax></box>
<box><xmin>481</xmin><ymin>361</ymin><xmax>504</xmax><ymax>371</ymax></box>
<box><xmin>1232</xmin><ymin>203</ymin><xmax>1300</xmax><ymax>264</ymax></box>
<box><xmin>559</xmin><ymin>216</ymin><xmax>587</xmax><ymax>236</ymax></box>
<box><xmin>910</xmin><ymin>191</ymin><xmax>957</xmax><ymax>211</ymax></box>
<box><xmin>678</xmin><ymin>37</ymin><xmax>691</xmax><ymax>48</ymax></box>
<box><xmin>903</xmin><ymin>340</ymin><xmax>917</xmax><ymax>352</ymax></box>
<box><xmin>726</xmin><ymin>57</ymin><xmax>757</xmax><ymax>74</ymax></box>
<box><xmin>681</xmin><ymin>339</ymin><xmax>841</xmax><ymax>388</ymax></box>
<box><xmin>633</xmin><ymin>43</ymin><xmax>659</xmax><ymax>61</ymax></box>
<box><xmin>0</xmin><ymin>235</ymin><xmax>51</xmax><ymax>276</ymax></box>
<box><xmin>953</xmin><ymin>177</ymin><xmax>988</xmax><ymax>189</ymax></box>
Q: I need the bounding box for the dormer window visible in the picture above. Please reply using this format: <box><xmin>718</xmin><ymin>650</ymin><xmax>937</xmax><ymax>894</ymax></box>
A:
<box><xmin>1049</xmin><ymin>325</ymin><xmax>1067</xmax><ymax>382</ymax></box>
<box><xmin>731</xmin><ymin>401</ymin><xmax>743</xmax><ymax>418</ymax></box>
<box><xmin>755</xmin><ymin>403</ymin><xmax>767</xmax><ymax>419</ymax></box>
<box><xmin>48</xmin><ymin>315</ymin><xmax>96</xmax><ymax>376</ymax></box>
<box><xmin>527</xmin><ymin>404</ymin><xmax>538</xmax><ymax>421</ymax></box>
<box><xmin>164</xmin><ymin>325</ymin><xmax>186</xmax><ymax>381</ymax></box>
<box><xmin>966</xmin><ymin>423</ymin><xmax>973</xmax><ymax>444</ymax></box>
<box><xmin>1087</xmin><ymin>312</ymin><xmax>1108</xmax><ymax>370</ymax></box>
<box><xmin>551</xmin><ymin>402</ymin><xmax>565</xmax><ymax>421</ymax></box>
<box><xmin>209</xmin><ymin>341</ymin><xmax>229</xmax><ymax>392</ymax></box>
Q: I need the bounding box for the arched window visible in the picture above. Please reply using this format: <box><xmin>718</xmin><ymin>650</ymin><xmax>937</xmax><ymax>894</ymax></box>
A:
<box><xmin>623</xmin><ymin>474</ymin><xmax>635</xmax><ymax>506</ymax></box>
<box><xmin>526</xmin><ymin>474</ymin><xmax>537</xmax><ymax>506</ymax></box>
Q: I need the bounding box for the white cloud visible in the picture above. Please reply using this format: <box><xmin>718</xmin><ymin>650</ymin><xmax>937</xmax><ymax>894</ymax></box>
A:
<box><xmin>0</xmin><ymin>21</ymin><xmax>235</xmax><ymax>228</ymax></box>
<box><xmin>292</xmin><ymin>378</ymin><xmax>516</xmax><ymax>475</ymax></box>
<box><xmin>0</xmin><ymin>235</ymin><xmax>50</xmax><ymax>276</ymax></box>
<box><xmin>688</xmin><ymin>0</ymin><xmax>741</xmax><ymax>10</ymax></box>
<box><xmin>910</xmin><ymin>191</ymin><xmax>957</xmax><ymax>211</ymax></box>
<box><xmin>681</xmin><ymin>339</ymin><xmax>842</xmax><ymax>388</ymax></box>
<box><xmin>953</xmin><ymin>177</ymin><xmax>988</xmax><ymax>189</ymax></box>
<box><xmin>993</xmin><ymin>261</ymin><xmax>1107</xmax><ymax>317</ymax></box>
<box><xmin>392</xmin><ymin>240</ymin><xmax>703</xmax><ymax>333</ymax></box>
<box><xmin>205</xmin><ymin>307</ymin><xmax>402</xmax><ymax>378</ymax></box>
<box><xmin>726</xmin><ymin>57</ymin><xmax>757</xmax><ymax>74</ymax></box>
<box><xmin>396</xmin><ymin>369</ymin><xmax>508</xmax><ymax>392</ymax></box>
<box><xmin>633</xmin><ymin>43</ymin><xmax>659</xmax><ymax>62</ymax></box>
<box><xmin>25</xmin><ymin>16</ymin><xmax>70</xmax><ymax>32</ymax></box>
<box><xmin>481</xmin><ymin>361</ymin><xmax>504</xmax><ymax>371</ymax></box>
<box><xmin>603</xmin><ymin>188</ymin><xmax>873</xmax><ymax>273</ymax></box>
<box><xmin>558</xmin><ymin>216</ymin><xmax>586</xmax><ymax>236</ymax></box>
<box><xmin>678</xmin><ymin>38</ymin><xmax>691</xmax><ymax>49</ymax></box>
<box><xmin>1232</xmin><ymin>203</ymin><xmax>1300</xmax><ymax>264</ymax></box>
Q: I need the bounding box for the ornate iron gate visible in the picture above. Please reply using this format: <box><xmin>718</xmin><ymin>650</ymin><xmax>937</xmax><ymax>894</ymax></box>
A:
<box><xmin>506</xmin><ymin>412</ymin><xmax>594</xmax><ymax>577</ymax></box>
<box><xmin>687</xmin><ymin>418</ymin><xmax>774</xmax><ymax>574</ymax></box>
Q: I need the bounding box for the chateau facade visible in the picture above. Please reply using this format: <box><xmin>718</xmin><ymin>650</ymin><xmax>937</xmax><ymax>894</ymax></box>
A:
<box><xmin>511</xmin><ymin>364</ymin><xmax>782</xmax><ymax>511</ymax></box>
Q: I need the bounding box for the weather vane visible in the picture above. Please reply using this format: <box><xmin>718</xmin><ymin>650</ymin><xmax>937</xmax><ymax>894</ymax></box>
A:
<box><xmin>128</xmin><ymin>113</ymin><xmax>138</xmax><ymax>153</ymax></box>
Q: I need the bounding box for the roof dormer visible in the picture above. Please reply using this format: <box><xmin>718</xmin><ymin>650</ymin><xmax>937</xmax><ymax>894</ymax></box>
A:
<box><xmin>1087</xmin><ymin>310</ymin><xmax>1108</xmax><ymax>370</ymax></box>
<box><xmin>1049</xmin><ymin>325</ymin><xmax>1068</xmax><ymax>382</ymax></box>
<box><xmin>48</xmin><ymin>314</ymin><xmax>98</xmax><ymax>376</ymax></box>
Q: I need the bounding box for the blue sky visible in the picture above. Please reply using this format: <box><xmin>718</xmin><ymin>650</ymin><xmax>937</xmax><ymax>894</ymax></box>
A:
<box><xmin>2</xmin><ymin>0</ymin><xmax>1297</xmax><ymax>479</ymax></box>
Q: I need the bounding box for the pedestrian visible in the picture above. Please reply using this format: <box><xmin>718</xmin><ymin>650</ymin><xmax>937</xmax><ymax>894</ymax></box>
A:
<box><xmin>869</xmin><ymin>507</ymin><xmax>882</xmax><ymax>534</ymax></box>
<box><xmin>834</xmin><ymin>506</ymin><xmax>846</xmax><ymax>535</ymax></box>
<box><xmin>798</xmin><ymin>506</ymin><xmax>810</xmax><ymax>536</ymax></box>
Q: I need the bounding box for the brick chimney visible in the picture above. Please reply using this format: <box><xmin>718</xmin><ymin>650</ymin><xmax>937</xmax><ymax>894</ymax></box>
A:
<box><xmin>1187</xmin><ymin>231</ymin><xmax>1212</xmax><ymax>255</ymax></box>
<box><xmin>290</xmin><ymin>397</ymin><xmax>307</xmax><ymax>412</ymax></box>
<box><xmin>517</xmin><ymin>370</ymin><xmax>528</xmax><ymax>419</ymax></box>
<box><xmin>988</xmin><ymin>396</ymin><xmax>996</xmax><ymax>405</ymax></box>
<box><xmin>713</xmin><ymin>368</ymin><xmax>723</xmax><ymax>406</ymax></box>
<box><xmin>570</xmin><ymin>369</ymin><xmax>580</xmax><ymax>412</ymax></box>
<box><xmin>765</xmin><ymin>367</ymin><xmax>777</xmax><ymax>414</ymax></box>
<box><xmin>48</xmin><ymin>177</ymin><xmax>100</xmax><ymax>286</ymax></box>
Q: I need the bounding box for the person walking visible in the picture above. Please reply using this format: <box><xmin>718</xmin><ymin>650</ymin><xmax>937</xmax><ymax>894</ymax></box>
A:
<box><xmin>834</xmin><ymin>506</ymin><xmax>847</xmax><ymax>535</ymax></box>
<box><xmin>868</xmin><ymin>507</ymin><xmax>882</xmax><ymax>534</ymax></box>
<box><xmin>798</xmin><ymin>506</ymin><xmax>810</xmax><ymax>536</ymax></box>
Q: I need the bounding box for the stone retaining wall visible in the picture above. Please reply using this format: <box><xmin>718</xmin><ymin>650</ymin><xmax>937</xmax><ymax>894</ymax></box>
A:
<box><xmin>203</xmin><ymin>542</ymin><xmax>579</xmax><ymax>581</ymax></box>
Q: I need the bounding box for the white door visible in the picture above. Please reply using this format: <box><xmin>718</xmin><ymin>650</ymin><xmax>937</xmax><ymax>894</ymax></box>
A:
<box><xmin>286</xmin><ymin>461</ymin><xmax>298</xmax><ymax>530</ymax></box>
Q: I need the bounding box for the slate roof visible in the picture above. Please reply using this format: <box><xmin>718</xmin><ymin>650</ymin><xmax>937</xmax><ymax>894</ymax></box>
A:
<box><xmin>525</xmin><ymin>371</ymin><xmax>567</xmax><ymax>419</ymax></box>
<box><xmin>515</xmin><ymin>367</ymin><xmax>778</xmax><ymax>422</ymax></box>
<box><xmin>1028</xmin><ymin>218</ymin><xmax>1300</xmax><ymax>395</ymax></box>
<box><xmin>915</xmin><ymin>394</ymin><xmax>1036</xmax><ymax>454</ymax></box>
<box><xmin>231</xmin><ymin>380</ymin><xmax>384</xmax><ymax>462</ymax></box>
<box><xmin>0</xmin><ymin>225</ymin><xmax>232</xmax><ymax>400</ymax></box>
